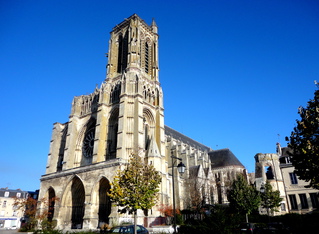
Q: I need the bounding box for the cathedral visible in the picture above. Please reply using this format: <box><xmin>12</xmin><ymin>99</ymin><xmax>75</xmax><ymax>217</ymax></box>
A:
<box><xmin>38</xmin><ymin>14</ymin><xmax>246</xmax><ymax>230</ymax></box>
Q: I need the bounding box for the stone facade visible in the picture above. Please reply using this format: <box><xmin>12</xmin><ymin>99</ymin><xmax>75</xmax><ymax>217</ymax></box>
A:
<box><xmin>38</xmin><ymin>14</ymin><xmax>246</xmax><ymax>230</ymax></box>
<box><xmin>254</xmin><ymin>152</ymin><xmax>287</xmax><ymax>215</ymax></box>
<box><xmin>278</xmin><ymin>145</ymin><xmax>319</xmax><ymax>214</ymax></box>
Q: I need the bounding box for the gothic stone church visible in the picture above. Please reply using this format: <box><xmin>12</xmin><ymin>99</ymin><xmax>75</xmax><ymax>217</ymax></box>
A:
<box><xmin>38</xmin><ymin>14</ymin><xmax>246</xmax><ymax>230</ymax></box>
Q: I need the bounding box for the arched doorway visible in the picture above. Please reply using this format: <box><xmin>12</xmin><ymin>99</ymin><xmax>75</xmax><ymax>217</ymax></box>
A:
<box><xmin>48</xmin><ymin>187</ymin><xmax>56</xmax><ymax>222</ymax></box>
<box><xmin>71</xmin><ymin>177</ymin><xmax>85</xmax><ymax>229</ymax></box>
<box><xmin>98</xmin><ymin>178</ymin><xmax>111</xmax><ymax>227</ymax></box>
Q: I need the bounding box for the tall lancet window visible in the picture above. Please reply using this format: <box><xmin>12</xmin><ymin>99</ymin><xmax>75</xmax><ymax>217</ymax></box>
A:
<box><xmin>144</xmin><ymin>117</ymin><xmax>150</xmax><ymax>150</ymax></box>
<box><xmin>117</xmin><ymin>35</ymin><xmax>123</xmax><ymax>73</ymax></box>
<box><xmin>107</xmin><ymin>109</ymin><xmax>119</xmax><ymax>160</ymax></box>
<box><xmin>117</xmin><ymin>32</ymin><xmax>128</xmax><ymax>73</ymax></box>
<box><xmin>145</xmin><ymin>42</ymin><xmax>149</xmax><ymax>74</ymax></box>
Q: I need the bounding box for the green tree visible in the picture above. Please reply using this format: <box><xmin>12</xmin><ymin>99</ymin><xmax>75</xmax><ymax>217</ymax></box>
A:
<box><xmin>260</xmin><ymin>181</ymin><xmax>282</xmax><ymax>217</ymax></box>
<box><xmin>108</xmin><ymin>153</ymin><xmax>161</xmax><ymax>234</ymax></box>
<box><xmin>228</xmin><ymin>174</ymin><xmax>261</xmax><ymax>223</ymax></box>
<box><xmin>287</xmin><ymin>87</ymin><xmax>319</xmax><ymax>189</ymax></box>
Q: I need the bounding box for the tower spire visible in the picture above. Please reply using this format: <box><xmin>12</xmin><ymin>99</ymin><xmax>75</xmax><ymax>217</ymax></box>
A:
<box><xmin>151</xmin><ymin>18</ymin><xmax>158</xmax><ymax>34</ymax></box>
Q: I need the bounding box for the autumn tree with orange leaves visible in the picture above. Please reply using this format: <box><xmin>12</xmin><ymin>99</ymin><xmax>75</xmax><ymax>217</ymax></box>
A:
<box><xmin>14</xmin><ymin>195</ymin><xmax>59</xmax><ymax>231</ymax></box>
<box><xmin>158</xmin><ymin>204</ymin><xmax>181</xmax><ymax>217</ymax></box>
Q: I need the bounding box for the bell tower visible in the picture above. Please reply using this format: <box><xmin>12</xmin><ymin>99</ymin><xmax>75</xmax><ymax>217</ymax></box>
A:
<box><xmin>107</xmin><ymin>14</ymin><xmax>159</xmax><ymax>81</ymax></box>
<box><xmin>101</xmin><ymin>14</ymin><xmax>165</xmax><ymax>169</ymax></box>
<box><xmin>39</xmin><ymin>15</ymin><xmax>167</xmax><ymax>230</ymax></box>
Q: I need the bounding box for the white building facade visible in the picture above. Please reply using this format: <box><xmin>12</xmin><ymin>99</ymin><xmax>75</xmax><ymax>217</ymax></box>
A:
<box><xmin>0</xmin><ymin>188</ymin><xmax>28</xmax><ymax>229</ymax></box>
<box><xmin>254</xmin><ymin>143</ymin><xmax>319</xmax><ymax>215</ymax></box>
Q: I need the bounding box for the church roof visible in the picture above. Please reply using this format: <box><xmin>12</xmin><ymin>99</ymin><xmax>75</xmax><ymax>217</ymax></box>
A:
<box><xmin>209</xmin><ymin>148</ymin><xmax>244</xmax><ymax>169</ymax></box>
<box><xmin>164</xmin><ymin>125</ymin><xmax>211</xmax><ymax>152</ymax></box>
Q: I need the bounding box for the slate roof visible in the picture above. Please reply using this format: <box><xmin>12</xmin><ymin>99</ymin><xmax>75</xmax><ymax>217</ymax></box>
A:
<box><xmin>0</xmin><ymin>188</ymin><xmax>28</xmax><ymax>198</ymax></box>
<box><xmin>164</xmin><ymin>126</ymin><xmax>245</xmax><ymax>170</ymax></box>
<box><xmin>165</xmin><ymin>125</ymin><xmax>212</xmax><ymax>152</ymax></box>
<box><xmin>209</xmin><ymin>148</ymin><xmax>244</xmax><ymax>169</ymax></box>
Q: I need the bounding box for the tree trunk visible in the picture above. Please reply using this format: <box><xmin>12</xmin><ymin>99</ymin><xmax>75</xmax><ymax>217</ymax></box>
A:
<box><xmin>245</xmin><ymin>213</ymin><xmax>248</xmax><ymax>223</ymax></box>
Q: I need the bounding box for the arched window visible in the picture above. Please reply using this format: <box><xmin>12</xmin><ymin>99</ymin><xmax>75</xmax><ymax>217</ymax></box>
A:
<box><xmin>57</xmin><ymin>125</ymin><xmax>68</xmax><ymax>172</ymax></box>
<box><xmin>107</xmin><ymin>109</ymin><xmax>119</xmax><ymax>159</ymax></box>
<box><xmin>117</xmin><ymin>32</ymin><xmax>128</xmax><ymax>73</ymax></box>
<box><xmin>265</xmin><ymin>166</ymin><xmax>274</xmax><ymax>180</ymax></box>
<box><xmin>144</xmin><ymin>123</ymin><xmax>150</xmax><ymax>150</ymax></box>
<box><xmin>117</xmin><ymin>34</ymin><xmax>123</xmax><ymax>73</ymax></box>
<box><xmin>110</xmin><ymin>83</ymin><xmax>121</xmax><ymax>104</ymax></box>
<box><xmin>48</xmin><ymin>187</ymin><xmax>56</xmax><ymax>222</ymax></box>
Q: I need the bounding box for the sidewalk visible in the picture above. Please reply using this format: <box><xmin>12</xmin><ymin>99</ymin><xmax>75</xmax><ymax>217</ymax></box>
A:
<box><xmin>0</xmin><ymin>229</ymin><xmax>19</xmax><ymax>234</ymax></box>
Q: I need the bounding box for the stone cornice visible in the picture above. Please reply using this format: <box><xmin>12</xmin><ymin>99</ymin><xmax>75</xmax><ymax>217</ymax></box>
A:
<box><xmin>40</xmin><ymin>159</ymin><xmax>123</xmax><ymax>181</ymax></box>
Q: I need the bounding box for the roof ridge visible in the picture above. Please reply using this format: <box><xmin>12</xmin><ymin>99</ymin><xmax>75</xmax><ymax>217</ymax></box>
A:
<box><xmin>165</xmin><ymin>125</ymin><xmax>212</xmax><ymax>151</ymax></box>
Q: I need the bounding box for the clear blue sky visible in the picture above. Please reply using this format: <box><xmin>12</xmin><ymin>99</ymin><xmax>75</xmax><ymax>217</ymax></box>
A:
<box><xmin>1</xmin><ymin>0</ymin><xmax>318</xmax><ymax>191</ymax></box>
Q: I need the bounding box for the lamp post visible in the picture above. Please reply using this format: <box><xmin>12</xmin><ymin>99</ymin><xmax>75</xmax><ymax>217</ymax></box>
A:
<box><xmin>171</xmin><ymin>151</ymin><xmax>186</xmax><ymax>234</ymax></box>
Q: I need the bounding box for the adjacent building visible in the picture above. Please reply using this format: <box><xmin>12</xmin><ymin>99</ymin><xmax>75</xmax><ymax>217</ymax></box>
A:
<box><xmin>254</xmin><ymin>143</ymin><xmax>319</xmax><ymax>215</ymax></box>
<box><xmin>279</xmin><ymin>145</ymin><xmax>319</xmax><ymax>213</ymax></box>
<box><xmin>0</xmin><ymin>188</ymin><xmax>28</xmax><ymax>229</ymax></box>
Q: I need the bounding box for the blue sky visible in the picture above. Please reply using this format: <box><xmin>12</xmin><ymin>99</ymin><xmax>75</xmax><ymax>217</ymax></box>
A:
<box><xmin>1</xmin><ymin>0</ymin><xmax>318</xmax><ymax>191</ymax></box>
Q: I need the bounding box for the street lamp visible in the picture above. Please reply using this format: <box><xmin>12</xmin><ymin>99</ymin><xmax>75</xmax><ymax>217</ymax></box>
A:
<box><xmin>171</xmin><ymin>151</ymin><xmax>186</xmax><ymax>234</ymax></box>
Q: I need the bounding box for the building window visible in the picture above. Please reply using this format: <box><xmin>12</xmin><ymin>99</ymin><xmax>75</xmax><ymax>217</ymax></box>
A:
<box><xmin>265</xmin><ymin>166</ymin><xmax>274</xmax><ymax>180</ymax></box>
<box><xmin>4</xmin><ymin>191</ymin><xmax>9</xmax><ymax>197</ymax></box>
<box><xmin>281</xmin><ymin>203</ymin><xmax>286</xmax><ymax>211</ymax></box>
<box><xmin>2</xmin><ymin>201</ymin><xmax>7</xmax><ymax>208</ymax></box>
<box><xmin>299</xmin><ymin>194</ymin><xmax>309</xmax><ymax>209</ymax></box>
<box><xmin>16</xmin><ymin>193</ymin><xmax>21</xmax><ymax>198</ymax></box>
<box><xmin>289</xmin><ymin>173</ymin><xmax>298</xmax><ymax>184</ymax></box>
<box><xmin>289</xmin><ymin>195</ymin><xmax>298</xmax><ymax>210</ymax></box>
<box><xmin>0</xmin><ymin>210</ymin><xmax>4</xmax><ymax>216</ymax></box>
<box><xmin>310</xmin><ymin>193</ymin><xmax>319</xmax><ymax>208</ymax></box>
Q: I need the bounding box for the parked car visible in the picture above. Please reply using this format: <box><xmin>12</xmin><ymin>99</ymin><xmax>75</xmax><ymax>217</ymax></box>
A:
<box><xmin>266</xmin><ymin>222</ymin><xmax>290</xmax><ymax>233</ymax></box>
<box><xmin>238</xmin><ymin>223</ymin><xmax>256</xmax><ymax>234</ymax></box>
<box><xmin>108</xmin><ymin>224</ymin><xmax>149</xmax><ymax>234</ymax></box>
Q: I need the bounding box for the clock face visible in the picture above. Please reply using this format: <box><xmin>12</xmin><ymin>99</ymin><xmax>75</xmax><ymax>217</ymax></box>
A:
<box><xmin>82</xmin><ymin>128</ymin><xmax>95</xmax><ymax>158</ymax></box>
